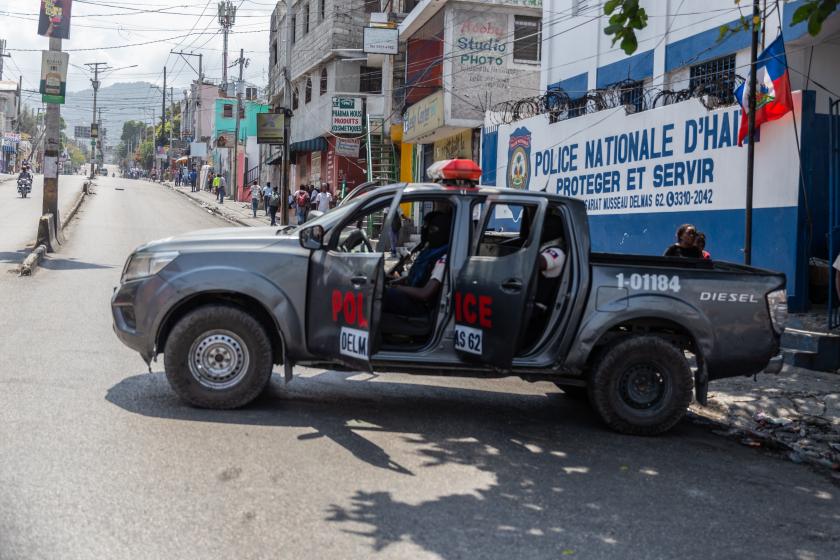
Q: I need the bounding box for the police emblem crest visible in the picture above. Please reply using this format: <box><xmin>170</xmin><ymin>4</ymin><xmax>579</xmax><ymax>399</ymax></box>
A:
<box><xmin>507</xmin><ymin>127</ymin><xmax>531</xmax><ymax>190</ymax></box>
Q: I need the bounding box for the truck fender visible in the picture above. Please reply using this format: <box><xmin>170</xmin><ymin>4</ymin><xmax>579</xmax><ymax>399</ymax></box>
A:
<box><xmin>566</xmin><ymin>294</ymin><xmax>716</xmax><ymax>372</ymax></box>
<box><xmin>155</xmin><ymin>266</ymin><xmax>301</xmax><ymax>362</ymax></box>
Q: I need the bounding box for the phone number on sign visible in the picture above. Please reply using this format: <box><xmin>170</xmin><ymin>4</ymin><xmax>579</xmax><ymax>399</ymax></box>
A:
<box><xmin>654</xmin><ymin>189</ymin><xmax>714</xmax><ymax>208</ymax></box>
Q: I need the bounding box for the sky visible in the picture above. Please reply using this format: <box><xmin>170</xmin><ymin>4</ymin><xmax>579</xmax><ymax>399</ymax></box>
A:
<box><xmin>1</xmin><ymin>0</ymin><xmax>273</xmax><ymax>131</ymax></box>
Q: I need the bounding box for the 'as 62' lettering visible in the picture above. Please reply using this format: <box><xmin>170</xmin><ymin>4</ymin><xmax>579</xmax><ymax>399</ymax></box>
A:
<box><xmin>616</xmin><ymin>273</ymin><xmax>681</xmax><ymax>293</ymax></box>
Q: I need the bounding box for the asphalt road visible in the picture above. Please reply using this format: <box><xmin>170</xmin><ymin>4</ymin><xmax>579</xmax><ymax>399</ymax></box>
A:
<box><xmin>0</xmin><ymin>173</ymin><xmax>88</xmax><ymax>274</ymax></box>
<box><xmin>0</xmin><ymin>175</ymin><xmax>838</xmax><ymax>560</ymax></box>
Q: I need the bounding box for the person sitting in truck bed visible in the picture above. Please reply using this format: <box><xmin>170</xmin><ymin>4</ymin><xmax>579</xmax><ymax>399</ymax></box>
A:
<box><xmin>664</xmin><ymin>223</ymin><xmax>702</xmax><ymax>258</ymax></box>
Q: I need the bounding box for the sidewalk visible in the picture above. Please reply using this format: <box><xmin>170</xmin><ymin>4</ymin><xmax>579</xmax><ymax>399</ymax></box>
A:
<box><xmin>691</xmin><ymin>364</ymin><xmax>840</xmax><ymax>476</ymax></box>
<box><xmin>163</xmin><ymin>182</ymin><xmax>293</xmax><ymax>227</ymax></box>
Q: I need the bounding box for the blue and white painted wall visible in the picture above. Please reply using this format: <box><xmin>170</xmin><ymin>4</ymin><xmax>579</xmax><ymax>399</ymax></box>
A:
<box><xmin>486</xmin><ymin>93</ymin><xmax>811</xmax><ymax>308</ymax></box>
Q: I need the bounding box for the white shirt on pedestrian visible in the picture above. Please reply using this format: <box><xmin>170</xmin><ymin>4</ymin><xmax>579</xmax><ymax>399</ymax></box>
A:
<box><xmin>315</xmin><ymin>191</ymin><xmax>332</xmax><ymax>212</ymax></box>
<box><xmin>250</xmin><ymin>184</ymin><xmax>261</xmax><ymax>199</ymax></box>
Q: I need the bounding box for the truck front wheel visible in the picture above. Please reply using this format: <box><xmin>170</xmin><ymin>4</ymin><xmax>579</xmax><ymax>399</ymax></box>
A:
<box><xmin>163</xmin><ymin>305</ymin><xmax>274</xmax><ymax>409</ymax></box>
<box><xmin>589</xmin><ymin>336</ymin><xmax>692</xmax><ymax>435</ymax></box>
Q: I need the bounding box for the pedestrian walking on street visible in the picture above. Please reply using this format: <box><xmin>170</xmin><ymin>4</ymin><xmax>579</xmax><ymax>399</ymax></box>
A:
<box><xmin>389</xmin><ymin>210</ymin><xmax>404</xmax><ymax>257</ymax></box>
<box><xmin>189</xmin><ymin>167</ymin><xmax>198</xmax><ymax>192</ymax></box>
<box><xmin>293</xmin><ymin>185</ymin><xmax>310</xmax><ymax>225</ymax></box>
<box><xmin>314</xmin><ymin>184</ymin><xmax>333</xmax><ymax>213</ymax></box>
<box><xmin>218</xmin><ymin>175</ymin><xmax>227</xmax><ymax>204</ymax></box>
<box><xmin>212</xmin><ymin>173</ymin><xmax>220</xmax><ymax>195</ymax></box>
<box><xmin>263</xmin><ymin>182</ymin><xmax>273</xmax><ymax>216</ymax></box>
<box><xmin>249</xmin><ymin>180</ymin><xmax>262</xmax><ymax>218</ymax></box>
<box><xmin>268</xmin><ymin>186</ymin><xmax>281</xmax><ymax>226</ymax></box>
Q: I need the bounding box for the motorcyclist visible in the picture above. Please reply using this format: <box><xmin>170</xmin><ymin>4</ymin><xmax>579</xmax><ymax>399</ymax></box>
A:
<box><xmin>18</xmin><ymin>164</ymin><xmax>32</xmax><ymax>183</ymax></box>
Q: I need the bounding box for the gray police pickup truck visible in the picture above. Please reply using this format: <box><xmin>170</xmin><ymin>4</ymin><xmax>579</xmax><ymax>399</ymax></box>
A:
<box><xmin>112</xmin><ymin>160</ymin><xmax>787</xmax><ymax>435</ymax></box>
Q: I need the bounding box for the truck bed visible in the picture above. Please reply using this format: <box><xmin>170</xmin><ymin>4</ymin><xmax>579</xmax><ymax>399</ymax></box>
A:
<box><xmin>590</xmin><ymin>252</ymin><xmax>780</xmax><ymax>276</ymax></box>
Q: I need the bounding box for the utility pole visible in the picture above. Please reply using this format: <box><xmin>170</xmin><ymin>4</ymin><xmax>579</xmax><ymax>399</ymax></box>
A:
<box><xmin>85</xmin><ymin>62</ymin><xmax>107</xmax><ymax>179</ymax></box>
<box><xmin>161</xmin><ymin>66</ymin><xmax>167</xmax><ymax>180</ymax></box>
<box><xmin>218</xmin><ymin>1</ymin><xmax>237</xmax><ymax>85</ymax></box>
<box><xmin>170</xmin><ymin>86</ymin><xmax>175</xmax><ymax>160</ymax></box>
<box><xmin>15</xmin><ymin>75</ymin><xmax>21</xmax><ymax>172</ymax></box>
<box><xmin>0</xmin><ymin>39</ymin><xmax>10</xmax><ymax>80</ymax></box>
<box><xmin>170</xmin><ymin>50</ymin><xmax>203</xmax><ymax>141</ymax></box>
<box><xmin>43</xmin><ymin>37</ymin><xmax>62</xmax><ymax>230</ymax></box>
<box><xmin>232</xmin><ymin>49</ymin><xmax>247</xmax><ymax>202</ymax></box>
<box><xmin>744</xmin><ymin>0</ymin><xmax>760</xmax><ymax>265</ymax></box>
<box><xmin>281</xmin><ymin>0</ymin><xmax>293</xmax><ymax>225</ymax></box>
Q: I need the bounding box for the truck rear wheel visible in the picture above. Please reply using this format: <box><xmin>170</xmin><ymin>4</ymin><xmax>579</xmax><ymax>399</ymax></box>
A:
<box><xmin>588</xmin><ymin>336</ymin><xmax>692</xmax><ymax>435</ymax></box>
<box><xmin>163</xmin><ymin>305</ymin><xmax>274</xmax><ymax>409</ymax></box>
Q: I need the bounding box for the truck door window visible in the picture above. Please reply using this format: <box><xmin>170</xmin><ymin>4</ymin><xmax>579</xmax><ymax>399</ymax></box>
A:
<box><xmin>476</xmin><ymin>203</ymin><xmax>537</xmax><ymax>258</ymax></box>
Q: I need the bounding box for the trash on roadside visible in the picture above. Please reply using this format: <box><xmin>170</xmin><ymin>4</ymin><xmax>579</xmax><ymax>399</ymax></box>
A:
<box><xmin>753</xmin><ymin>411</ymin><xmax>793</xmax><ymax>427</ymax></box>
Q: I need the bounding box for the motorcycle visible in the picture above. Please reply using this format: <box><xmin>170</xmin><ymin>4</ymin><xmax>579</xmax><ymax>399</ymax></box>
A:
<box><xmin>17</xmin><ymin>177</ymin><xmax>32</xmax><ymax>198</ymax></box>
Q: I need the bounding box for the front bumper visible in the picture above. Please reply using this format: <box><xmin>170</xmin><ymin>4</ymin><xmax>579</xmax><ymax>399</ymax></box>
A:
<box><xmin>111</xmin><ymin>275</ymin><xmax>172</xmax><ymax>363</ymax></box>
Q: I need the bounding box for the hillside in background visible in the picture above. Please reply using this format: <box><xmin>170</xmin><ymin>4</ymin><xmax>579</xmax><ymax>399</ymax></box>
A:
<box><xmin>59</xmin><ymin>81</ymin><xmax>170</xmax><ymax>143</ymax></box>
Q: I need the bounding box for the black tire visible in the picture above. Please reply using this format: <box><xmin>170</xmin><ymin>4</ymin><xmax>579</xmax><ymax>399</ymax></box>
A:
<box><xmin>588</xmin><ymin>336</ymin><xmax>692</xmax><ymax>436</ymax></box>
<box><xmin>163</xmin><ymin>305</ymin><xmax>274</xmax><ymax>409</ymax></box>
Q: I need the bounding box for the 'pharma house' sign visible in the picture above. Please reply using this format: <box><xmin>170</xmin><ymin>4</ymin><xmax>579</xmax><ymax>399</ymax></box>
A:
<box><xmin>495</xmin><ymin>97</ymin><xmax>801</xmax><ymax>216</ymax></box>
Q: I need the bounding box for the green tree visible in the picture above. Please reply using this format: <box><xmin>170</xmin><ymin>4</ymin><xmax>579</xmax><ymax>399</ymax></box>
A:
<box><xmin>604</xmin><ymin>0</ymin><xmax>838</xmax><ymax>55</ymax></box>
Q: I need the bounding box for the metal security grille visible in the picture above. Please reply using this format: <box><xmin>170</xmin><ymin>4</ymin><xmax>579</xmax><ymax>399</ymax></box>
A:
<box><xmin>620</xmin><ymin>80</ymin><xmax>645</xmax><ymax>113</ymax></box>
<box><xmin>689</xmin><ymin>54</ymin><xmax>737</xmax><ymax>104</ymax></box>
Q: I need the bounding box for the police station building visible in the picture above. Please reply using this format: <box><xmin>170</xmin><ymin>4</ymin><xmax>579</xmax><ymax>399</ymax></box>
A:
<box><xmin>481</xmin><ymin>1</ymin><xmax>840</xmax><ymax>312</ymax></box>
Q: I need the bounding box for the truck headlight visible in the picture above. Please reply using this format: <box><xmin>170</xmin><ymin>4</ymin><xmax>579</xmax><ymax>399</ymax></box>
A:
<box><xmin>766</xmin><ymin>289</ymin><xmax>788</xmax><ymax>335</ymax></box>
<box><xmin>121</xmin><ymin>251</ymin><xmax>178</xmax><ymax>283</ymax></box>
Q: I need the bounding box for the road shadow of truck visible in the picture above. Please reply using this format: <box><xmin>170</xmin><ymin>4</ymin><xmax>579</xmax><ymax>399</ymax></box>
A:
<box><xmin>105</xmin><ymin>370</ymin><xmax>839</xmax><ymax>560</ymax></box>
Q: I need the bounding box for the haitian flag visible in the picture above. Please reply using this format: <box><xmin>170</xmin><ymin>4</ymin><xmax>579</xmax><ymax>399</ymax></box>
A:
<box><xmin>734</xmin><ymin>35</ymin><xmax>794</xmax><ymax>146</ymax></box>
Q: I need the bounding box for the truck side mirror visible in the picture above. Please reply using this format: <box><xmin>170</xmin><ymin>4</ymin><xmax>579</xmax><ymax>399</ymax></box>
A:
<box><xmin>299</xmin><ymin>225</ymin><xmax>325</xmax><ymax>250</ymax></box>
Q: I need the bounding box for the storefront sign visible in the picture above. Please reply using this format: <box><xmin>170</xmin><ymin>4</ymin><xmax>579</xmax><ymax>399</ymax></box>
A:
<box><xmin>335</xmin><ymin>138</ymin><xmax>361</xmax><ymax>158</ymax></box>
<box><xmin>190</xmin><ymin>142</ymin><xmax>208</xmax><ymax>157</ymax></box>
<box><xmin>363</xmin><ymin>27</ymin><xmax>399</xmax><ymax>55</ymax></box>
<box><xmin>449</xmin><ymin>9</ymin><xmax>539</xmax><ymax>122</ymax></box>
<box><xmin>38</xmin><ymin>0</ymin><xmax>73</xmax><ymax>39</ymax></box>
<box><xmin>403</xmin><ymin>91</ymin><xmax>444</xmax><ymax>143</ymax></box>
<box><xmin>40</xmin><ymin>50</ymin><xmax>69</xmax><ymax>104</ymax></box>
<box><xmin>434</xmin><ymin>130</ymin><xmax>472</xmax><ymax>162</ymax></box>
<box><xmin>3</xmin><ymin>133</ymin><xmax>21</xmax><ymax>143</ymax></box>
<box><xmin>331</xmin><ymin>97</ymin><xmax>363</xmax><ymax>134</ymax></box>
<box><xmin>257</xmin><ymin>112</ymin><xmax>285</xmax><ymax>144</ymax></box>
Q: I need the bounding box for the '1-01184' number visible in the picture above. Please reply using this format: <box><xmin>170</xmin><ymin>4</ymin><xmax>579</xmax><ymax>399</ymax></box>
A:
<box><xmin>616</xmin><ymin>273</ymin><xmax>681</xmax><ymax>293</ymax></box>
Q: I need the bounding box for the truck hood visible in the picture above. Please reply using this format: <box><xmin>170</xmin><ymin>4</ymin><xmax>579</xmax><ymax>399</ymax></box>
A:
<box><xmin>136</xmin><ymin>226</ymin><xmax>298</xmax><ymax>253</ymax></box>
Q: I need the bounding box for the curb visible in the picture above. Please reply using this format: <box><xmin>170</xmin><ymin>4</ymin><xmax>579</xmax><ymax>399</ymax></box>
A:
<box><xmin>162</xmin><ymin>182</ymin><xmax>252</xmax><ymax>228</ymax></box>
<box><xmin>688</xmin><ymin>405</ymin><xmax>840</xmax><ymax>478</ymax></box>
<box><xmin>17</xmin><ymin>180</ymin><xmax>92</xmax><ymax>277</ymax></box>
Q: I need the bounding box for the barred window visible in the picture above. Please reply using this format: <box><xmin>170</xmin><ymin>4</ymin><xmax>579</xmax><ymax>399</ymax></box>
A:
<box><xmin>305</xmin><ymin>77</ymin><xmax>312</xmax><ymax>103</ymax></box>
<box><xmin>620</xmin><ymin>80</ymin><xmax>645</xmax><ymax>113</ymax></box>
<box><xmin>320</xmin><ymin>67</ymin><xmax>328</xmax><ymax>95</ymax></box>
<box><xmin>304</xmin><ymin>3</ymin><xmax>310</xmax><ymax>34</ymax></box>
<box><xmin>360</xmin><ymin>65</ymin><xmax>382</xmax><ymax>94</ymax></box>
<box><xmin>514</xmin><ymin>16</ymin><xmax>541</xmax><ymax>63</ymax></box>
<box><xmin>223</xmin><ymin>104</ymin><xmax>233</xmax><ymax>118</ymax></box>
<box><xmin>689</xmin><ymin>54</ymin><xmax>737</xmax><ymax>104</ymax></box>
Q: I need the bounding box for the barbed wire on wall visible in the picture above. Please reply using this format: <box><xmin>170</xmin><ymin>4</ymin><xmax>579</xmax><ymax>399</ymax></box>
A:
<box><xmin>487</xmin><ymin>76</ymin><xmax>746</xmax><ymax>126</ymax></box>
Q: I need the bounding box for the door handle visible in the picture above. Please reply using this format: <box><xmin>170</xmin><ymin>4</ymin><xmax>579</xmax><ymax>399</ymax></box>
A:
<box><xmin>501</xmin><ymin>278</ymin><xmax>522</xmax><ymax>293</ymax></box>
<box><xmin>351</xmin><ymin>276</ymin><xmax>368</xmax><ymax>286</ymax></box>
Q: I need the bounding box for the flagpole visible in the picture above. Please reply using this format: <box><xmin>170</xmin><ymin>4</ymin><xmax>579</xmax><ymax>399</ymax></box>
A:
<box><xmin>745</xmin><ymin>0</ymin><xmax>761</xmax><ymax>265</ymax></box>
